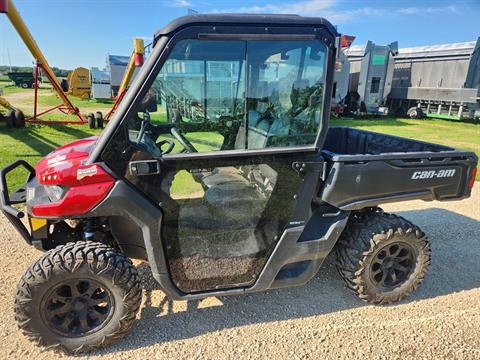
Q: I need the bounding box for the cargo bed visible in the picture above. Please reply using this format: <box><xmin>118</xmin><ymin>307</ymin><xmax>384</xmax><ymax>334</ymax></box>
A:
<box><xmin>319</xmin><ymin>127</ymin><xmax>477</xmax><ymax>210</ymax></box>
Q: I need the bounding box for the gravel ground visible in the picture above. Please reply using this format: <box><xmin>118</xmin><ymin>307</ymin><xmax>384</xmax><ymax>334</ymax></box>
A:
<box><xmin>0</xmin><ymin>186</ymin><xmax>479</xmax><ymax>360</ymax></box>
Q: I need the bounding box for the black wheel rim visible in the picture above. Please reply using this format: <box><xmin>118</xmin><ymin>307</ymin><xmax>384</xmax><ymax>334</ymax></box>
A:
<box><xmin>370</xmin><ymin>242</ymin><xmax>416</xmax><ymax>290</ymax></box>
<box><xmin>43</xmin><ymin>279</ymin><xmax>114</xmax><ymax>337</ymax></box>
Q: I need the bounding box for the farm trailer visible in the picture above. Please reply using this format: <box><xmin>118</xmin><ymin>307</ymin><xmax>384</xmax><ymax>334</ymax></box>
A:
<box><xmin>387</xmin><ymin>38</ymin><xmax>480</xmax><ymax>120</ymax></box>
<box><xmin>7</xmin><ymin>71</ymin><xmax>35</xmax><ymax>88</ymax></box>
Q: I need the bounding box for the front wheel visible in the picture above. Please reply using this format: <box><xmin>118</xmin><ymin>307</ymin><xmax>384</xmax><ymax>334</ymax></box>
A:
<box><xmin>335</xmin><ymin>211</ymin><xmax>431</xmax><ymax>304</ymax></box>
<box><xmin>14</xmin><ymin>241</ymin><xmax>142</xmax><ymax>353</ymax></box>
<box><xmin>95</xmin><ymin>111</ymin><xmax>104</xmax><ymax>129</ymax></box>
<box><xmin>87</xmin><ymin>113</ymin><xmax>96</xmax><ymax>129</ymax></box>
<box><xmin>13</xmin><ymin>110</ymin><xmax>25</xmax><ymax>128</ymax></box>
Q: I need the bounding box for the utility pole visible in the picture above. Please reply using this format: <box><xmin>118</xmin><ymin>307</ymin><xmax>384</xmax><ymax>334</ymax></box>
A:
<box><xmin>7</xmin><ymin>47</ymin><xmax>12</xmax><ymax>71</ymax></box>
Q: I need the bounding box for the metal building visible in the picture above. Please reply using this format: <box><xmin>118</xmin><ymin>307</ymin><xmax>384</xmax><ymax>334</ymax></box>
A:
<box><xmin>344</xmin><ymin>41</ymin><xmax>398</xmax><ymax>114</ymax></box>
<box><xmin>332</xmin><ymin>48</ymin><xmax>350</xmax><ymax>106</ymax></box>
<box><xmin>90</xmin><ymin>67</ymin><xmax>111</xmax><ymax>100</ymax></box>
<box><xmin>106</xmin><ymin>54</ymin><xmax>140</xmax><ymax>96</ymax></box>
<box><xmin>388</xmin><ymin>38</ymin><xmax>480</xmax><ymax>119</ymax></box>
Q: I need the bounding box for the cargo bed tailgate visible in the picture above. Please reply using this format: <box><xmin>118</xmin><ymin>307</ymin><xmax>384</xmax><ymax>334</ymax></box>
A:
<box><xmin>320</xmin><ymin>152</ymin><xmax>477</xmax><ymax>210</ymax></box>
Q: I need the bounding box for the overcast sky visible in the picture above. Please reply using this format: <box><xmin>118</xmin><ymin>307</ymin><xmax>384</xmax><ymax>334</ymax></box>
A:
<box><xmin>0</xmin><ymin>0</ymin><xmax>479</xmax><ymax>69</ymax></box>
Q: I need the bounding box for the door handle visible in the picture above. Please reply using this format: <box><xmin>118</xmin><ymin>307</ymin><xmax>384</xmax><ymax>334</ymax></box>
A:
<box><xmin>129</xmin><ymin>159</ymin><xmax>161</xmax><ymax>176</ymax></box>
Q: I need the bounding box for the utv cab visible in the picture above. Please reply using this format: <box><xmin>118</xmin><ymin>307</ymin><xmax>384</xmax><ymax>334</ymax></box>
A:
<box><xmin>1</xmin><ymin>14</ymin><xmax>477</xmax><ymax>353</ymax></box>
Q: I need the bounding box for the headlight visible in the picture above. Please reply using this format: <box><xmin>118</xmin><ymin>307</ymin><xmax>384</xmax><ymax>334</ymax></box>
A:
<box><xmin>43</xmin><ymin>185</ymin><xmax>66</xmax><ymax>203</ymax></box>
<box><xmin>26</xmin><ymin>186</ymin><xmax>35</xmax><ymax>203</ymax></box>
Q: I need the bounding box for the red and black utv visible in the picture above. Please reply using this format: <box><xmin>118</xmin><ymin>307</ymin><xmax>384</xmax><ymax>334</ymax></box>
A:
<box><xmin>1</xmin><ymin>14</ymin><xmax>477</xmax><ymax>353</ymax></box>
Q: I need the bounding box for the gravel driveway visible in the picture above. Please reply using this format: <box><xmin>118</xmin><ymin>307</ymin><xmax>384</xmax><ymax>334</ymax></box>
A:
<box><xmin>0</xmin><ymin>187</ymin><xmax>478</xmax><ymax>360</ymax></box>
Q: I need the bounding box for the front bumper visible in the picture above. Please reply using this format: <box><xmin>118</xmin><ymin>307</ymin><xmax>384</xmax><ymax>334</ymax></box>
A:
<box><xmin>0</xmin><ymin>160</ymin><xmax>37</xmax><ymax>245</ymax></box>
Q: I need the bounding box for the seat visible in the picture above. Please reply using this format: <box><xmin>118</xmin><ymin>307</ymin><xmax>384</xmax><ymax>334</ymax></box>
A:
<box><xmin>201</xmin><ymin>110</ymin><xmax>265</xmax><ymax>188</ymax></box>
<box><xmin>204</xmin><ymin>181</ymin><xmax>266</xmax><ymax>219</ymax></box>
<box><xmin>198</xmin><ymin>109</ymin><xmax>282</xmax><ymax>218</ymax></box>
<box><xmin>201</xmin><ymin>167</ymin><xmax>250</xmax><ymax>188</ymax></box>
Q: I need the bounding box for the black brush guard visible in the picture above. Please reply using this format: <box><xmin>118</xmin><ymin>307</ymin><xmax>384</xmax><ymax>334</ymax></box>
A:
<box><xmin>0</xmin><ymin>160</ymin><xmax>35</xmax><ymax>244</ymax></box>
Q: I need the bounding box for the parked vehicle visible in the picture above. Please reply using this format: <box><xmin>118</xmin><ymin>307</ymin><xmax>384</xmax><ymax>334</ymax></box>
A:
<box><xmin>1</xmin><ymin>14</ymin><xmax>477</xmax><ymax>353</ymax></box>
<box><xmin>7</xmin><ymin>71</ymin><xmax>35</xmax><ymax>88</ymax></box>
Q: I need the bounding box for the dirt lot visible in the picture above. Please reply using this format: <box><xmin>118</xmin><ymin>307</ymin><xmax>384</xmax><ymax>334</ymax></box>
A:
<box><xmin>0</xmin><ymin>187</ymin><xmax>478</xmax><ymax>360</ymax></box>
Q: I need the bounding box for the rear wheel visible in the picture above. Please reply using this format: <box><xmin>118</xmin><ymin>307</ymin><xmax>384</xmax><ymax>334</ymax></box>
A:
<box><xmin>14</xmin><ymin>241</ymin><xmax>142</xmax><ymax>353</ymax></box>
<box><xmin>407</xmin><ymin>106</ymin><xmax>424</xmax><ymax>119</ymax></box>
<box><xmin>335</xmin><ymin>210</ymin><xmax>430</xmax><ymax>304</ymax></box>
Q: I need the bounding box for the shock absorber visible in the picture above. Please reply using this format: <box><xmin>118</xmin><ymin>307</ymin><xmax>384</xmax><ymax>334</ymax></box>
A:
<box><xmin>83</xmin><ymin>219</ymin><xmax>97</xmax><ymax>241</ymax></box>
<box><xmin>82</xmin><ymin>218</ymin><xmax>112</xmax><ymax>245</ymax></box>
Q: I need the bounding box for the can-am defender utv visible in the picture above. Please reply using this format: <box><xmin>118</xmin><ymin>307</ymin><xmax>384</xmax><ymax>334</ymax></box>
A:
<box><xmin>1</xmin><ymin>14</ymin><xmax>477</xmax><ymax>353</ymax></box>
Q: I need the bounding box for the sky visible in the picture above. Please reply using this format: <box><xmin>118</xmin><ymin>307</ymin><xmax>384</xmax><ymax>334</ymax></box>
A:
<box><xmin>0</xmin><ymin>0</ymin><xmax>479</xmax><ymax>69</ymax></box>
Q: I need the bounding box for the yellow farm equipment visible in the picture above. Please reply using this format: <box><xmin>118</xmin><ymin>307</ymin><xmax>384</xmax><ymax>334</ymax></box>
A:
<box><xmin>1</xmin><ymin>0</ymin><xmax>87</xmax><ymax>125</ymax></box>
<box><xmin>105</xmin><ymin>38</ymin><xmax>145</xmax><ymax>120</ymax></box>
<box><xmin>66</xmin><ymin>67</ymin><xmax>91</xmax><ymax>99</ymax></box>
<box><xmin>1</xmin><ymin>0</ymin><xmax>147</xmax><ymax>128</ymax></box>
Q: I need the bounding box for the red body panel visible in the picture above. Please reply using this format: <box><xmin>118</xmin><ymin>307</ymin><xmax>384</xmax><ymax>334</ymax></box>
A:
<box><xmin>0</xmin><ymin>0</ymin><xmax>8</xmax><ymax>14</ymax></box>
<box><xmin>36</xmin><ymin>136</ymin><xmax>98</xmax><ymax>177</ymax></box>
<box><xmin>470</xmin><ymin>167</ymin><xmax>477</xmax><ymax>189</ymax></box>
<box><xmin>32</xmin><ymin>182</ymin><xmax>114</xmax><ymax>217</ymax></box>
<box><xmin>32</xmin><ymin>137</ymin><xmax>115</xmax><ymax>217</ymax></box>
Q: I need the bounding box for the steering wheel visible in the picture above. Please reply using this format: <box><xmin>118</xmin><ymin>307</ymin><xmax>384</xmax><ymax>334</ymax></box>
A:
<box><xmin>170</xmin><ymin>127</ymin><xmax>198</xmax><ymax>153</ymax></box>
<box><xmin>157</xmin><ymin>139</ymin><xmax>175</xmax><ymax>154</ymax></box>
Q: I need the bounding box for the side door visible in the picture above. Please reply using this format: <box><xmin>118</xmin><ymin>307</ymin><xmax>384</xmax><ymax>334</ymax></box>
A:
<box><xmin>103</xmin><ymin>34</ymin><xmax>330</xmax><ymax>294</ymax></box>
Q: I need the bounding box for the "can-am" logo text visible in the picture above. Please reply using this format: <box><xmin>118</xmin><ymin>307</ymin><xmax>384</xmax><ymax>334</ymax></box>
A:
<box><xmin>411</xmin><ymin>169</ymin><xmax>456</xmax><ymax>180</ymax></box>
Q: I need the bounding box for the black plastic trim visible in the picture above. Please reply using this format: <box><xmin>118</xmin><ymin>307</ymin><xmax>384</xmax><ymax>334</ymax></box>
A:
<box><xmin>197</xmin><ymin>33</ymin><xmax>317</xmax><ymax>40</ymax></box>
<box><xmin>154</xmin><ymin>14</ymin><xmax>338</xmax><ymax>42</ymax></box>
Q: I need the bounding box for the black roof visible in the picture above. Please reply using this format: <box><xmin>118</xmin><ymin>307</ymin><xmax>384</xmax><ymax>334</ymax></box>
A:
<box><xmin>154</xmin><ymin>13</ymin><xmax>337</xmax><ymax>41</ymax></box>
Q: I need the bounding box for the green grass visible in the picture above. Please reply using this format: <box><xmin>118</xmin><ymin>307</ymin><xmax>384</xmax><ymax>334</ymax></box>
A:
<box><xmin>0</xmin><ymin>84</ymin><xmax>32</xmax><ymax>95</ymax></box>
<box><xmin>36</xmin><ymin>93</ymin><xmax>113</xmax><ymax>110</ymax></box>
<box><xmin>0</xmin><ymin>123</ymin><xmax>101</xmax><ymax>193</ymax></box>
<box><xmin>0</xmin><ymin>117</ymin><xmax>478</xmax><ymax>196</ymax></box>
